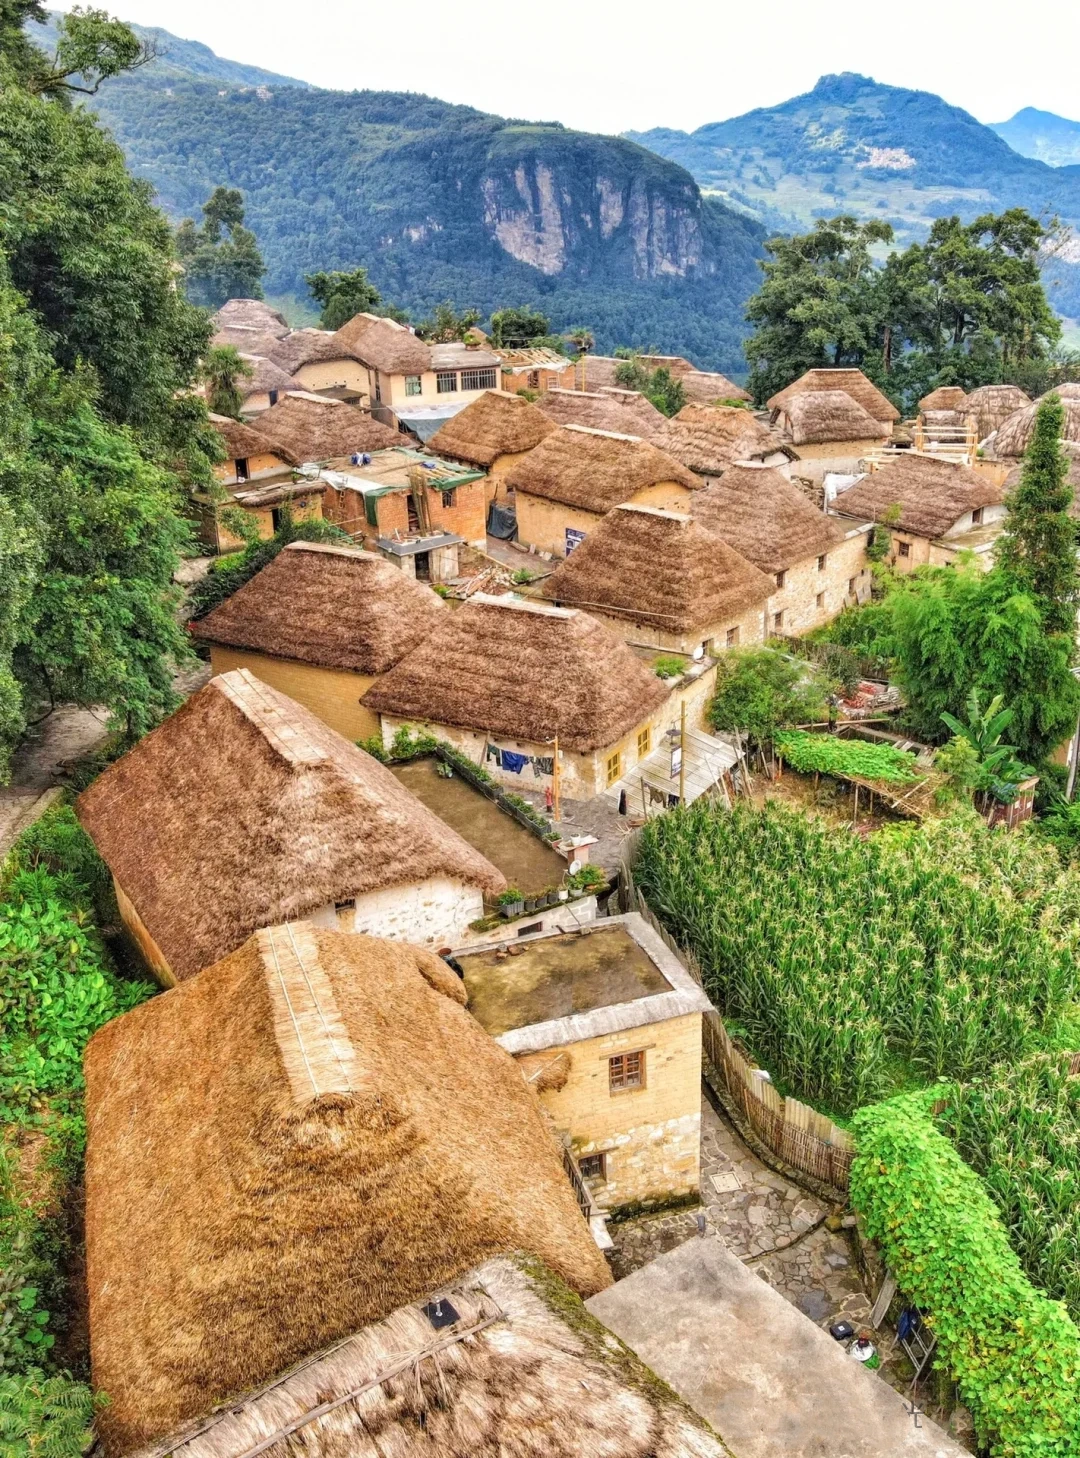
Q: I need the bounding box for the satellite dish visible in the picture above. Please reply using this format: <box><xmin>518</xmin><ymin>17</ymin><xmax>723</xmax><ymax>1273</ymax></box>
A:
<box><xmin>569</xmin><ymin>859</ymin><xmax>582</xmax><ymax>875</ymax></box>
<box><xmin>692</xmin><ymin>645</ymin><xmax>705</xmax><ymax>660</ymax></box>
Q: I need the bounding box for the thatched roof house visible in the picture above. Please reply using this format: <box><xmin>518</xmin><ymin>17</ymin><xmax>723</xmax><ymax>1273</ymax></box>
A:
<box><xmin>993</xmin><ymin>395</ymin><xmax>1080</xmax><ymax>458</ymax></box>
<box><xmin>961</xmin><ymin>384</ymin><xmax>1031</xmax><ymax>441</ymax></box>
<box><xmin>680</xmin><ymin>370</ymin><xmax>752</xmax><ymax>404</ymax></box>
<box><xmin>208</xmin><ymin>412</ymin><xmax>294</xmax><ymax>467</ymax></box>
<box><xmin>85</xmin><ymin>924</ymin><xmax>611</xmax><ymax>1456</ymax></box>
<box><xmin>537</xmin><ymin>387</ymin><xmax>668</xmax><ymax>440</ymax></box>
<box><xmin>655</xmin><ymin>404</ymin><xmax>796</xmax><ymax>476</ymax></box>
<box><xmin>190</xmin><ymin>542</ymin><xmax>447</xmax><ymax>673</ymax></box>
<box><xmin>832</xmin><ymin>456</ymin><xmax>1005</xmax><ymax>538</ymax></box>
<box><xmin>77</xmin><ymin>670</ymin><xmax>504</xmax><ymax>983</ymax></box>
<box><xmin>1046</xmin><ymin>383</ymin><xmax>1080</xmax><ymax>401</ymax></box>
<box><xmin>773</xmin><ymin>390</ymin><xmax>888</xmax><ymax>446</ymax></box>
<box><xmin>505</xmin><ymin>425</ymin><xmax>697</xmax><ymax>513</ymax></box>
<box><xmin>542</xmin><ymin>504</ymin><xmax>773</xmax><ymax>651</ymax></box>
<box><xmin>211</xmin><ymin>298</ymin><xmax>290</xmax><ymax>346</ymax></box>
<box><xmin>580</xmin><ymin>355</ymin><xmax>622</xmax><ymax>390</ymax></box>
<box><xmin>267</xmin><ymin>327</ymin><xmax>356</xmax><ymax>374</ymax></box>
<box><xmin>427</xmin><ymin>388</ymin><xmax>555</xmax><ymax>469</ymax></box>
<box><xmin>332</xmin><ymin>312</ymin><xmax>432</xmax><ymax>375</ymax></box>
<box><xmin>919</xmin><ymin>386</ymin><xmax>968</xmax><ymax>413</ymax></box>
<box><xmin>768</xmin><ymin>368</ymin><xmax>900</xmax><ymax>426</ymax></box>
<box><xmin>249</xmin><ymin>392</ymin><xmax>400</xmax><ymax>461</ymax></box>
<box><xmin>690</xmin><ymin>463</ymin><xmax>848</xmax><ymax>576</ymax></box>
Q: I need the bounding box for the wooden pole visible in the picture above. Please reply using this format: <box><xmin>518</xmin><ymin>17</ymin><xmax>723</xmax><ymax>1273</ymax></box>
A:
<box><xmin>853</xmin><ymin>782</ymin><xmax>859</xmax><ymax>825</ymax></box>
<box><xmin>553</xmin><ymin>734</ymin><xmax>561</xmax><ymax>822</ymax></box>
<box><xmin>679</xmin><ymin>700</ymin><xmax>686</xmax><ymax>807</ymax></box>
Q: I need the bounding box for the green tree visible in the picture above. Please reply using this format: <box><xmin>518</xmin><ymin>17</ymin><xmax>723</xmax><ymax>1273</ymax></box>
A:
<box><xmin>306</xmin><ymin>266</ymin><xmax>383</xmax><ymax>330</ymax></box>
<box><xmin>613</xmin><ymin>357</ymin><xmax>687</xmax><ymax>417</ymax></box>
<box><xmin>176</xmin><ymin>186</ymin><xmax>265</xmax><ymax>310</ymax></box>
<box><xmin>414</xmin><ymin>300</ymin><xmax>481</xmax><ymax>343</ymax></box>
<box><xmin>708</xmin><ymin>647</ymin><xmax>828</xmax><ymax>744</ymax></box>
<box><xmin>996</xmin><ymin>394</ymin><xmax>1078</xmax><ymax>635</ymax></box>
<box><xmin>489</xmin><ymin>306</ymin><xmax>551</xmax><ymax>347</ymax></box>
<box><xmin>202</xmin><ymin>345</ymin><xmax>253</xmax><ymax>420</ymax></box>
<box><xmin>939</xmin><ymin>689</ymin><xmax>1029</xmax><ymax>802</ymax></box>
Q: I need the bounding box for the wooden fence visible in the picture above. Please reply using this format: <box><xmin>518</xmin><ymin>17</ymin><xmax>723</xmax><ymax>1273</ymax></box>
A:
<box><xmin>620</xmin><ymin>833</ymin><xmax>855</xmax><ymax>1193</ymax></box>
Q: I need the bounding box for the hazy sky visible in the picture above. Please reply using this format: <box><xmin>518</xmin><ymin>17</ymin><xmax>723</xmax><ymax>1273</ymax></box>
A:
<box><xmin>53</xmin><ymin>0</ymin><xmax>1080</xmax><ymax>134</ymax></box>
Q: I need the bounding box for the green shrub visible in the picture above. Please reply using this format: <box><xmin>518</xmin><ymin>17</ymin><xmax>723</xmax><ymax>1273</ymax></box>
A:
<box><xmin>188</xmin><ymin>511</ymin><xmax>350</xmax><ymax>620</ymax></box>
<box><xmin>0</xmin><ymin>1368</ymin><xmax>95</xmax><ymax>1456</ymax></box>
<box><xmin>709</xmin><ymin>648</ymin><xmax>827</xmax><ymax>744</ymax></box>
<box><xmin>851</xmin><ymin>1092</ymin><xmax>1080</xmax><ymax>1457</ymax></box>
<box><xmin>772</xmin><ymin>730</ymin><xmax>919</xmax><ymax>784</ymax></box>
<box><xmin>1036</xmin><ymin>799</ymin><xmax>1080</xmax><ymax>864</ymax></box>
<box><xmin>4</xmin><ymin>807</ymin><xmax>113</xmax><ymax>921</ymax></box>
<box><xmin>653</xmin><ymin>655</ymin><xmax>686</xmax><ymax>680</ymax></box>
<box><xmin>356</xmin><ymin>734</ymin><xmax>388</xmax><ymax>762</ymax></box>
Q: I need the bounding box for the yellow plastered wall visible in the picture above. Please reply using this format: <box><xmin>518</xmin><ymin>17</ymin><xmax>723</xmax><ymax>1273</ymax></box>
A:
<box><xmin>486</xmin><ymin>448</ymin><xmax>540</xmax><ymax>501</ymax></box>
<box><xmin>208</xmin><ymin>646</ymin><xmax>381</xmax><ymax>741</ymax></box>
<box><xmin>114</xmin><ymin>877</ymin><xmax>176</xmax><ymax>987</ymax></box>
<box><xmin>291</xmin><ymin>359</ymin><xmax>370</xmax><ymax>397</ymax></box>
<box><xmin>788</xmin><ymin>438</ymin><xmax>889</xmax><ymax>484</ymax></box>
<box><xmin>515</xmin><ymin>481</ymin><xmax>696</xmax><ymax>558</ymax></box>
<box><xmin>213</xmin><ymin>452</ymin><xmax>289</xmax><ymax>486</ymax></box>
<box><xmin>767</xmin><ymin>532</ymin><xmax>871</xmax><ymax>635</ymax></box>
<box><xmin>513</xmin><ymin>1012</ymin><xmax>704</xmax><ymax>1211</ymax></box>
<box><xmin>213</xmin><ymin>495</ymin><xmax>323</xmax><ymax>554</ymax></box>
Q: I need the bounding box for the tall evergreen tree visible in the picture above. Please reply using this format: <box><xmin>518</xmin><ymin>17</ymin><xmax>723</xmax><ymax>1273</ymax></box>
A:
<box><xmin>996</xmin><ymin>394</ymin><xmax>1079</xmax><ymax>636</ymax></box>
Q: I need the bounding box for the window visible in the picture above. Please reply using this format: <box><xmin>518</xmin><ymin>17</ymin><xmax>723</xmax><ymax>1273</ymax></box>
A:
<box><xmin>971</xmin><ymin>506</ymin><xmax>984</xmax><ymax>525</ymax></box>
<box><xmin>637</xmin><ymin>726</ymin><xmax>651</xmax><ymax>759</ymax></box>
<box><xmin>848</xmin><ymin>576</ymin><xmax>857</xmax><ymax>596</ymax></box>
<box><xmin>773</xmin><ymin>610</ymin><xmax>784</xmax><ymax>631</ymax></box>
<box><xmin>897</xmin><ymin>540</ymin><xmax>910</xmax><ymax>558</ymax></box>
<box><xmin>461</xmin><ymin>367</ymin><xmax>497</xmax><ymax>391</ymax></box>
<box><xmin>334</xmin><ymin>898</ymin><xmax>356</xmax><ymax>914</ymax></box>
<box><xmin>436</xmin><ymin>370</ymin><xmax>458</xmax><ymax>394</ymax></box>
<box><xmin>726</xmin><ymin>626</ymin><xmax>739</xmax><ymax>648</ymax></box>
<box><xmin>405</xmin><ymin>374</ymin><xmax>422</xmax><ymax>397</ymax></box>
<box><xmin>268</xmin><ymin>389</ymin><xmax>279</xmax><ymax>407</ymax></box>
<box><xmin>816</xmin><ymin>592</ymin><xmax>825</xmax><ymax>610</ymax></box>
<box><xmin>609</xmin><ymin>1051</ymin><xmax>644</xmax><ymax>1092</ymax></box>
<box><xmin>605</xmin><ymin>750</ymin><xmax>622</xmax><ymax>787</ymax></box>
<box><xmin>527</xmin><ymin>370</ymin><xmax>540</xmax><ymax>388</ymax></box>
<box><xmin>579</xmin><ymin>1152</ymin><xmax>606</xmax><ymax>1180</ymax></box>
<box><xmin>234</xmin><ymin>457</ymin><xmax>249</xmax><ymax>482</ymax></box>
<box><xmin>775</xmin><ymin>570</ymin><xmax>786</xmax><ymax>589</ymax></box>
<box><xmin>374</xmin><ymin>373</ymin><xmax>381</xmax><ymax>404</ymax></box>
<box><xmin>817</xmin><ymin>554</ymin><xmax>827</xmax><ymax>571</ymax></box>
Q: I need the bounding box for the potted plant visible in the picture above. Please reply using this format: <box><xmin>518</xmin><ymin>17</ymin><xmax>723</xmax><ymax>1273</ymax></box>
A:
<box><xmin>525</xmin><ymin>895</ymin><xmax>540</xmax><ymax>912</ymax></box>
<box><xmin>497</xmin><ymin>888</ymin><xmax>524</xmax><ymax>920</ymax></box>
<box><xmin>557</xmin><ymin>885</ymin><xmax>569</xmax><ymax>902</ymax></box>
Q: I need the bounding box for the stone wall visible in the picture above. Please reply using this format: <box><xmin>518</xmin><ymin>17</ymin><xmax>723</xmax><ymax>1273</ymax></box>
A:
<box><xmin>766</xmin><ymin>530</ymin><xmax>871</xmax><ymax>636</ymax></box>
<box><xmin>336</xmin><ymin>876</ymin><xmax>486</xmax><ymax>947</ymax></box>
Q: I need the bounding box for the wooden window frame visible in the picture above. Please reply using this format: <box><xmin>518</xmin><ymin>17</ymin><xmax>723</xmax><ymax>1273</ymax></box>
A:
<box><xmin>441</xmin><ymin>489</ymin><xmax>455</xmax><ymax>509</ymax></box>
<box><xmin>609</xmin><ymin>1050</ymin><xmax>645</xmax><ymax>1092</ymax></box>
<box><xmin>404</xmin><ymin>374</ymin><xmax>423</xmax><ymax>397</ymax></box>
<box><xmin>848</xmin><ymin>576</ymin><xmax>857</xmax><ymax>596</ymax></box>
<box><xmin>816</xmin><ymin>591</ymin><xmax>825</xmax><ymax>610</ymax></box>
<box><xmin>971</xmin><ymin>506</ymin><xmax>984</xmax><ymax>526</ymax></box>
<box><xmin>605</xmin><ymin>749</ymin><xmax>622</xmax><ymax>787</ymax></box>
<box><xmin>817</xmin><ymin>554</ymin><xmax>827</xmax><ymax>571</ymax></box>
<box><xmin>578</xmin><ymin>1152</ymin><xmax>607</xmax><ymax>1180</ymax></box>
<box><xmin>773</xmin><ymin>610</ymin><xmax>784</xmax><ymax>631</ymax></box>
<box><xmin>775</xmin><ymin>569</ymin><xmax>787</xmax><ymax>589</ymax></box>
<box><xmin>234</xmin><ymin>457</ymin><xmax>249</xmax><ymax>482</ymax></box>
<box><xmin>897</xmin><ymin>540</ymin><xmax>911</xmax><ymax>558</ymax></box>
<box><xmin>725</xmin><ymin>626</ymin><xmax>739</xmax><ymax>648</ymax></box>
<box><xmin>637</xmin><ymin>726</ymin><xmax>651</xmax><ymax>759</ymax></box>
<box><xmin>436</xmin><ymin>370</ymin><xmax>458</xmax><ymax>394</ymax></box>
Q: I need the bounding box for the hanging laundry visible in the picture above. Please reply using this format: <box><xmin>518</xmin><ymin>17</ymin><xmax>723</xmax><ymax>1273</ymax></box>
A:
<box><xmin>485</xmin><ymin>744</ymin><xmax>502</xmax><ymax>767</ymax></box>
<box><xmin>648</xmin><ymin>785</ymin><xmax>666</xmax><ymax>807</ymax></box>
<box><xmin>501</xmin><ymin>750</ymin><xmax>529</xmax><ymax>775</ymax></box>
<box><xmin>533</xmin><ymin>756</ymin><xmax>554</xmax><ymax>777</ymax></box>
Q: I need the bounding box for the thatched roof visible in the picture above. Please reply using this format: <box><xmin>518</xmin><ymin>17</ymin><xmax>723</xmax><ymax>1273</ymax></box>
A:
<box><xmin>207</xmin><ymin>413</ymin><xmax>291</xmax><ymax>465</ymax></box>
<box><xmin>655</xmin><ymin>404</ymin><xmax>795</xmax><ymax>475</ymax></box>
<box><xmin>268</xmin><ymin>328</ymin><xmax>355</xmax><ymax>374</ymax></box>
<box><xmin>542</xmin><ymin>505</ymin><xmax>773</xmax><ymax>633</ymax></box>
<box><xmin>119</xmin><ymin>1255</ymin><xmax>720</xmax><ymax>1458</ymax></box>
<box><xmin>580</xmin><ymin>356</ymin><xmax>622</xmax><ymax>390</ymax></box>
<box><xmin>1044</xmin><ymin>383</ymin><xmax>1080</xmax><ymax>401</ymax></box>
<box><xmin>919</xmin><ymin>386</ymin><xmax>968</xmax><ymax>413</ymax></box>
<box><xmin>427</xmin><ymin>390</ymin><xmax>555</xmax><ymax>467</ymax></box>
<box><xmin>690</xmin><ymin>463</ymin><xmax>848</xmax><ymax>574</ymax></box>
<box><xmin>680</xmin><ymin>371</ymin><xmax>752</xmax><ymax>404</ymax></box>
<box><xmin>190</xmin><ymin>542</ymin><xmax>448</xmax><ymax>668</ymax></box>
<box><xmin>832</xmin><ymin>455</ymin><xmax>1004</xmax><ymax>537</ymax></box>
<box><xmin>537</xmin><ymin>388</ymin><xmax>667</xmax><ymax>441</ymax></box>
<box><xmin>248</xmin><ymin>393</ymin><xmax>401</xmax><ymax>461</ymax></box>
<box><xmin>76</xmin><ymin>671</ymin><xmax>504</xmax><ymax>980</ymax></box>
<box><xmin>505</xmin><ymin>425</ymin><xmax>698</xmax><ymax>512</ymax></box>
<box><xmin>85</xmin><ymin>925</ymin><xmax>610</xmax><ymax>1455</ymax></box>
<box><xmin>992</xmin><ymin>395</ymin><xmax>1080</xmax><ymax>458</ymax></box>
<box><xmin>332</xmin><ymin>313</ymin><xmax>431</xmax><ymax>375</ymax></box>
<box><xmin>961</xmin><ymin>384</ymin><xmax>1031</xmax><ymax>440</ymax></box>
<box><xmin>212</xmin><ymin>298</ymin><xmax>290</xmax><ymax>339</ymax></box>
<box><xmin>769</xmin><ymin>368</ymin><xmax>900</xmax><ymax>424</ymax></box>
<box><xmin>239</xmin><ymin>353</ymin><xmax>309</xmax><ymax>402</ymax></box>
<box><xmin>774</xmin><ymin>390</ymin><xmax>888</xmax><ymax>446</ymax></box>
<box><xmin>363</xmin><ymin>595</ymin><xmax>669</xmax><ymax>751</ymax></box>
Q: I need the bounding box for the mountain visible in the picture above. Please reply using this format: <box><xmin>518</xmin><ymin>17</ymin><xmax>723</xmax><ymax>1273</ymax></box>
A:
<box><xmin>991</xmin><ymin>108</ymin><xmax>1080</xmax><ymax>168</ymax></box>
<box><xmin>629</xmin><ymin>74</ymin><xmax>1080</xmax><ymax>318</ymax></box>
<box><xmin>33</xmin><ymin>19</ymin><xmax>765</xmax><ymax>375</ymax></box>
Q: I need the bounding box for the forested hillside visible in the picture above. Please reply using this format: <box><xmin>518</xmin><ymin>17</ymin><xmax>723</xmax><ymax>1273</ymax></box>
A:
<box><xmin>44</xmin><ymin>18</ymin><xmax>766</xmax><ymax>374</ymax></box>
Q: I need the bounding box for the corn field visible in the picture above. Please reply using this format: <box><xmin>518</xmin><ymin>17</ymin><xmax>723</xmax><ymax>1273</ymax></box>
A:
<box><xmin>941</xmin><ymin>1054</ymin><xmax>1080</xmax><ymax>1322</ymax></box>
<box><xmin>635</xmin><ymin>802</ymin><xmax>1080</xmax><ymax>1115</ymax></box>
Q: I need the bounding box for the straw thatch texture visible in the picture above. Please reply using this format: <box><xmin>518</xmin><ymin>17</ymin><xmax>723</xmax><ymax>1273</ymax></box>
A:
<box><xmin>542</xmin><ymin>505</ymin><xmax>773</xmax><ymax>632</ymax></box>
<box><xmin>76</xmin><ymin>670</ymin><xmax>504</xmax><ymax>980</ymax></box>
<box><xmin>249</xmin><ymin>393</ymin><xmax>400</xmax><ymax>461</ymax></box>
<box><xmin>774</xmin><ymin>390</ymin><xmax>887</xmax><ymax>446</ymax></box>
<box><xmin>190</xmin><ymin>542</ymin><xmax>449</xmax><ymax>669</ymax></box>
<box><xmin>363</xmin><ymin>595</ymin><xmax>669</xmax><ymax>751</ymax></box>
<box><xmin>919</xmin><ymin>386</ymin><xmax>968</xmax><ymax>413</ymax></box>
<box><xmin>655</xmin><ymin>404</ymin><xmax>794</xmax><ymax>475</ymax></box>
<box><xmin>124</xmin><ymin>1256</ymin><xmax>722</xmax><ymax>1458</ymax></box>
<box><xmin>504</xmin><ymin>425</ymin><xmax>698</xmax><ymax>512</ymax></box>
<box><xmin>768</xmin><ymin>368</ymin><xmax>900</xmax><ymax>424</ymax></box>
<box><xmin>689</xmin><ymin>463</ymin><xmax>847</xmax><ymax>574</ymax></box>
<box><xmin>212</xmin><ymin>299</ymin><xmax>290</xmax><ymax>339</ymax></box>
<box><xmin>332</xmin><ymin>313</ymin><xmax>431</xmax><ymax>374</ymax></box>
<box><xmin>85</xmin><ymin>926</ymin><xmax>611</xmax><ymax>1455</ymax></box>
<box><xmin>832</xmin><ymin>455</ymin><xmax>1004</xmax><ymax>537</ymax></box>
<box><xmin>238</xmin><ymin>354</ymin><xmax>309</xmax><ymax>404</ymax></box>
<box><xmin>1045</xmin><ymin>383</ymin><xmax>1080</xmax><ymax>401</ymax></box>
<box><xmin>268</xmin><ymin>328</ymin><xmax>355</xmax><ymax>374</ymax></box>
<box><xmin>427</xmin><ymin>390</ymin><xmax>555</xmax><ymax>466</ymax></box>
<box><xmin>680</xmin><ymin>371</ymin><xmax>752</xmax><ymax>404</ymax></box>
<box><xmin>992</xmin><ymin>396</ymin><xmax>1080</xmax><ymax>458</ymax></box>
<box><xmin>961</xmin><ymin>384</ymin><xmax>1031</xmax><ymax>440</ymax></box>
<box><xmin>537</xmin><ymin>388</ymin><xmax>667</xmax><ymax>441</ymax></box>
<box><xmin>581</xmin><ymin>356</ymin><xmax>622</xmax><ymax>390</ymax></box>
<box><xmin>207</xmin><ymin>413</ymin><xmax>289</xmax><ymax>464</ymax></box>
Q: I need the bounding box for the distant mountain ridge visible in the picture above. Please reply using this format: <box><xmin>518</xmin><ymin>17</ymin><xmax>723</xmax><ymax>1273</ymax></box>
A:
<box><xmin>991</xmin><ymin>108</ymin><xmax>1080</xmax><ymax>169</ymax></box>
<box><xmin>31</xmin><ymin>16</ymin><xmax>764</xmax><ymax>374</ymax></box>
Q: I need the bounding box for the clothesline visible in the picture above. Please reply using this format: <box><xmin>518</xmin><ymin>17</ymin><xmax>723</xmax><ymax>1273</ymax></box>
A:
<box><xmin>484</xmin><ymin>744</ymin><xmax>555</xmax><ymax>778</ymax></box>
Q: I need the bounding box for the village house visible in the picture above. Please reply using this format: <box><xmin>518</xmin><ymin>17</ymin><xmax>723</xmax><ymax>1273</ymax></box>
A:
<box><xmin>262</xmin><ymin>326</ymin><xmax>370</xmax><ymax>404</ymax></box>
<box><xmin>961</xmin><ymin>383</ymin><xmax>1031</xmax><ymax>443</ymax></box>
<box><xmin>76</xmin><ymin>669</ymin><xmax>505</xmax><ymax>984</ymax></box>
<box><xmin>210</xmin><ymin>296</ymin><xmax>290</xmax><ymax>347</ymax></box>
<box><xmin>459</xmin><ymin>914</ymin><xmax>712</xmax><ymax>1214</ymax></box>
<box><xmin>427</xmin><ymin>388</ymin><xmax>555</xmax><ymax>496</ymax></box>
<box><xmin>194</xmin><ymin>413</ymin><xmax>324</xmax><ymax>551</ymax></box>
<box><xmin>830</xmin><ymin>454</ymin><xmax>1007</xmax><ymax>572</ymax></box>
<box><xmin>919</xmin><ymin>385</ymin><xmax>968</xmax><ymax>414</ymax></box>
<box><xmin>691</xmin><ymin>463</ymin><xmax>872</xmax><ymax>634</ymax></box>
<box><xmin>542</xmin><ymin>503</ymin><xmax>773</xmax><ymax>655</ymax></box>
<box><xmin>235</xmin><ymin>353</ymin><xmax>312</xmax><ymax>415</ymax></box>
<box><xmin>505</xmin><ymin>424</ymin><xmax>701</xmax><ymax>558</ymax></box>
<box><xmin>248</xmin><ymin>390</ymin><xmax>401</xmax><ymax>463</ymax></box>
<box><xmin>537</xmin><ymin>386</ymin><xmax>668</xmax><ymax>440</ymax></box>
<box><xmin>766</xmin><ymin>389</ymin><xmax>892</xmax><ymax>483</ymax></box>
<box><xmin>991</xmin><ymin>390</ymin><xmax>1080</xmax><ymax>460</ymax></box>
<box><xmin>768</xmin><ymin>367</ymin><xmax>900</xmax><ymax>436</ymax></box>
<box><xmin>494</xmin><ymin>344</ymin><xmax>575</xmax><ymax>393</ymax></box>
<box><xmin>654</xmin><ymin>403</ymin><xmax>798</xmax><ymax>476</ymax></box>
<box><xmin>362</xmin><ymin>594</ymin><xmax>717</xmax><ymax>799</ymax></box>
<box><xmin>84</xmin><ymin>922</ymin><xmax>615</xmax><ymax>1458</ymax></box>
<box><xmin>636</xmin><ymin>355</ymin><xmax>751</xmax><ymax>404</ymax></box>
<box><xmin>189</xmin><ymin>541</ymin><xmax>448</xmax><ymax>741</ymax></box>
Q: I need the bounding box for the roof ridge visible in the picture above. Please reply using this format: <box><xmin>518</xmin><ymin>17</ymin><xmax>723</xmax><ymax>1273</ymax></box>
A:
<box><xmin>561</xmin><ymin>424</ymin><xmax>644</xmax><ymax>443</ymax></box>
<box><xmin>213</xmin><ymin>670</ymin><xmax>327</xmax><ymax>766</ymax></box>
<box><xmin>259</xmin><ymin>923</ymin><xmax>364</xmax><ymax>1104</ymax></box>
